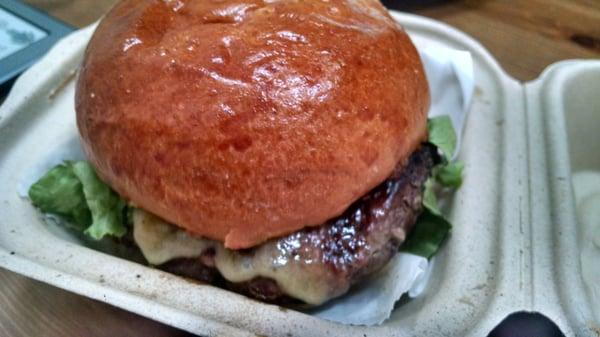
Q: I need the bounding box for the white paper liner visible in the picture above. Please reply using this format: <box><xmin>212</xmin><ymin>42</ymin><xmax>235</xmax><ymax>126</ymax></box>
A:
<box><xmin>420</xmin><ymin>46</ymin><xmax>474</xmax><ymax>159</ymax></box>
<box><xmin>18</xmin><ymin>43</ymin><xmax>474</xmax><ymax>326</ymax></box>
<box><xmin>311</xmin><ymin>253</ymin><xmax>429</xmax><ymax>325</ymax></box>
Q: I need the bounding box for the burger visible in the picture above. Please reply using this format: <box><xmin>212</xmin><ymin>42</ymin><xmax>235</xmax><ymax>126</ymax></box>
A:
<box><xmin>28</xmin><ymin>0</ymin><xmax>459</xmax><ymax>306</ymax></box>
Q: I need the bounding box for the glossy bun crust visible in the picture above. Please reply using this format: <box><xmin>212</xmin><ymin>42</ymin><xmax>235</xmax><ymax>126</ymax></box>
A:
<box><xmin>76</xmin><ymin>0</ymin><xmax>429</xmax><ymax>249</ymax></box>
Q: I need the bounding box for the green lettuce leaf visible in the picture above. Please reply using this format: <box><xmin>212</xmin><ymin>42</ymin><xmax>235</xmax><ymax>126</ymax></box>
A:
<box><xmin>28</xmin><ymin>163</ymin><xmax>91</xmax><ymax>230</ymax></box>
<box><xmin>401</xmin><ymin>176</ymin><xmax>451</xmax><ymax>258</ymax></box>
<box><xmin>28</xmin><ymin>161</ymin><xmax>126</xmax><ymax>239</ymax></box>
<box><xmin>435</xmin><ymin>161</ymin><xmax>464</xmax><ymax>188</ymax></box>
<box><xmin>401</xmin><ymin>209</ymin><xmax>451</xmax><ymax>259</ymax></box>
<box><xmin>428</xmin><ymin>116</ymin><xmax>456</xmax><ymax>160</ymax></box>
<box><xmin>422</xmin><ymin>178</ymin><xmax>440</xmax><ymax>215</ymax></box>
<box><xmin>402</xmin><ymin>116</ymin><xmax>463</xmax><ymax>259</ymax></box>
<box><xmin>71</xmin><ymin>161</ymin><xmax>127</xmax><ymax>239</ymax></box>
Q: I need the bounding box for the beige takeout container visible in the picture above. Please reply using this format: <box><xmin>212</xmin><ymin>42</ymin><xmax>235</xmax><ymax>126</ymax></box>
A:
<box><xmin>0</xmin><ymin>11</ymin><xmax>599</xmax><ymax>337</ymax></box>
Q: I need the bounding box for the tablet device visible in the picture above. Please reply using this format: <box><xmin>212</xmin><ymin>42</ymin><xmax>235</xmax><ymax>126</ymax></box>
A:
<box><xmin>0</xmin><ymin>0</ymin><xmax>73</xmax><ymax>85</ymax></box>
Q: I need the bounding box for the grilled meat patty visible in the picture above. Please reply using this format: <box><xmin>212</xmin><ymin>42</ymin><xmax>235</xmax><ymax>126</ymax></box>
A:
<box><xmin>159</xmin><ymin>145</ymin><xmax>436</xmax><ymax>304</ymax></box>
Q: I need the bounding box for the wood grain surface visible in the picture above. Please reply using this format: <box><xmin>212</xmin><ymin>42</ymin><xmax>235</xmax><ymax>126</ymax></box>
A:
<box><xmin>2</xmin><ymin>1</ymin><xmax>599</xmax><ymax>336</ymax></box>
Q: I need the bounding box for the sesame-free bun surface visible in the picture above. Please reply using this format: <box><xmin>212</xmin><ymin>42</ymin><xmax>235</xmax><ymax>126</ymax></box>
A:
<box><xmin>76</xmin><ymin>0</ymin><xmax>429</xmax><ymax>249</ymax></box>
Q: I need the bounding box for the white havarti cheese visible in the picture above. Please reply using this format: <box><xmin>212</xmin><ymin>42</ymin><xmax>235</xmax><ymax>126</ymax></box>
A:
<box><xmin>132</xmin><ymin>208</ymin><xmax>215</xmax><ymax>265</ymax></box>
<box><xmin>132</xmin><ymin>208</ymin><xmax>343</xmax><ymax>305</ymax></box>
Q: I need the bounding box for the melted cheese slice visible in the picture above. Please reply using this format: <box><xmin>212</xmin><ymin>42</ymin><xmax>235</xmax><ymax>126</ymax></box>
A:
<box><xmin>133</xmin><ymin>209</ymin><xmax>215</xmax><ymax>265</ymax></box>
<box><xmin>132</xmin><ymin>208</ymin><xmax>343</xmax><ymax>305</ymax></box>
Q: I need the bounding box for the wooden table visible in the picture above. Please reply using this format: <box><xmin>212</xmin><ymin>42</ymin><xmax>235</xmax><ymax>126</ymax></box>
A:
<box><xmin>2</xmin><ymin>1</ymin><xmax>599</xmax><ymax>336</ymax></box>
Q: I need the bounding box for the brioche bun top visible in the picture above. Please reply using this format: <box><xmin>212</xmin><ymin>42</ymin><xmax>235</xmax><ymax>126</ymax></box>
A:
<box><xmin>76</xmin><ymin>0</ymin><xmax>429</xmax><ymax>249</ymax></box>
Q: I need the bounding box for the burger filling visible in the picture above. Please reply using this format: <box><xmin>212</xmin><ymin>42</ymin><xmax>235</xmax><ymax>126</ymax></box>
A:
<box><xmin>132</xmin><ymin>145</ymin><xmax>436</xmax><ymax>305</ymax></box>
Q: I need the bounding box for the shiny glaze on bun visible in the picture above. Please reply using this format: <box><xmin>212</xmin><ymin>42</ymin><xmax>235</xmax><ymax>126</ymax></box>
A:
<box><xmin>76</xmin><ymin>0</ymin><xmax>429</xmax><ymax>249</ymax></box>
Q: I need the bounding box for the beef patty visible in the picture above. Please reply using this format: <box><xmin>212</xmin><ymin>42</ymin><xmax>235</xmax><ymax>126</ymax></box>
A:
<box><xmin>159</xmin><ymin>145</ymin><xmax>436</xmax><ymax>304</ymax></box>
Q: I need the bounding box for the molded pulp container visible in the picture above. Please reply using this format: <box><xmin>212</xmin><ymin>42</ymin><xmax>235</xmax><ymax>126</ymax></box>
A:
<box><xmin>0</xmin><ymin>11</ymin><xmax>599</xmax><ymax>337</ymax></box>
